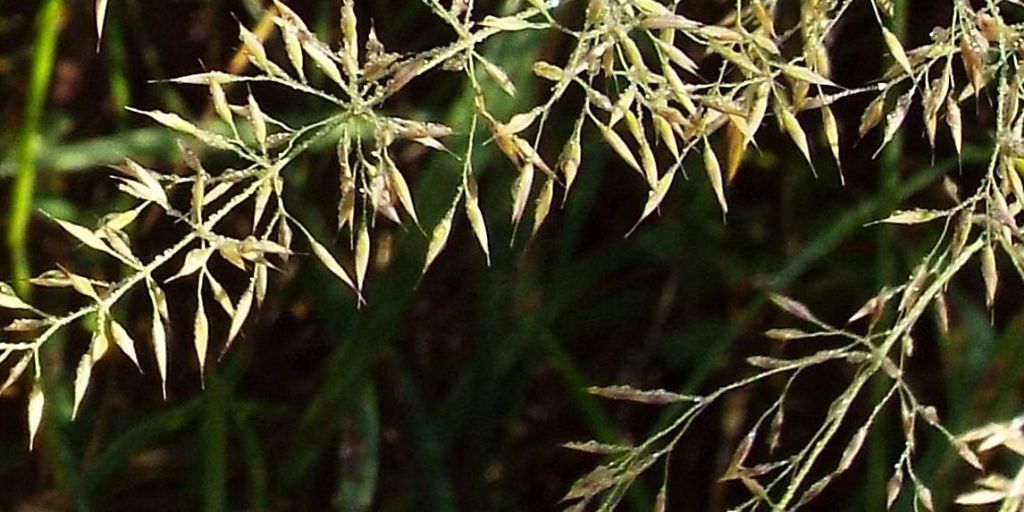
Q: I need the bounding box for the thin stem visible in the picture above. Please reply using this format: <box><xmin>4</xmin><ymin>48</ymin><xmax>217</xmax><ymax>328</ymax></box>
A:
<box><xmin>773</xmin><ymin>238</ymin><xmax>985</xmax><ymax>510</ymax></box>
<box><xmin>8</xmin><ymin>0</ymin><xmax>64</xmax><ymax>295</ymax></box>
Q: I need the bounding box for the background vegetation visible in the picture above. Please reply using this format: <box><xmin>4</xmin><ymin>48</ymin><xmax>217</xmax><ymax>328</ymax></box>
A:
<box><xmin>1</xmin><ymin>0</ymin><xmax>1021</xmax><ymax>510</ymax></box>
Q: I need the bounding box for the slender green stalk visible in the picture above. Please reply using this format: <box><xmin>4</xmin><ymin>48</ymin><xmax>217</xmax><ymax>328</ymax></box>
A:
<box><xmin>8</xmin><ymin>0</ymin><xmax>64</xmax><ymax>295</ymax></box>
<box><xmin>202</xmin><ymin>373</ymin><xmax>228</xmax><ymax>512</ymax></box>
<box><xmin>9</xmin><ymin>7</ymin><xmax>74</xmax><ymax>507</ymax></box>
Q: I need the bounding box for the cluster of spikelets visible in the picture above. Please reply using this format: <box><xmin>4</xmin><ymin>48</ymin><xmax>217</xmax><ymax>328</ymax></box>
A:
<box><xmin>556</xmin><ymin>0</ymin><xmax>1024</xmax><ymax>511</ymax></box>
<box><xmin>956</xmin><ymin>416</ymin><xmax>1024</xmax><ymax>509</ymax></box>
<box><xmin>6</xmin><ymin>0</ymin><xmax>466</xmax><ymax>449</ymax></box>
<box><xmin>7</xmin><ymin>0</ymin><xmax>1024</xmax><ymax>509</ymax></box>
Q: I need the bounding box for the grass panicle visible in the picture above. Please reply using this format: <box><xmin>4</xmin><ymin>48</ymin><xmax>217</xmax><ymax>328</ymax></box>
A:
<box><xmin>5</xmin><ymin>0</ymin><xmax>1024</xmax><ymax>509</ymax></box>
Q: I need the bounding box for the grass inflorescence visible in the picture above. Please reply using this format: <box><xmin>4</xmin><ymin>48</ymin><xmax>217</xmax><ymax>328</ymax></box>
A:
<box><xmin>6</xmin><ymin>0</ymin><xmax>1024</xmax><ymax>509</ymax></box>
